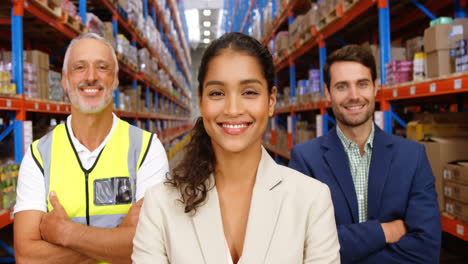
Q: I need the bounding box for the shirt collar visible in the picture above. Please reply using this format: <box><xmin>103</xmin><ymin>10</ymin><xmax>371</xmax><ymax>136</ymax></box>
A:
<box><xmin>66</xmin><ymin>112</ymin><xmax>118</xmax><ymax>154</ymax></box>
<box><xmin>336</xmin><ymin>124</ymin><xmax>375</xmax><ymax>151</ymax></box>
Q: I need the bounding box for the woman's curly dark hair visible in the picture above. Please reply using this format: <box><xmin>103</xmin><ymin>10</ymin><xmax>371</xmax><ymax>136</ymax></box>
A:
<box><xmin>166</xmin><ymin>32</ymin><xmax>275</xmax><ymax>214</ymax></box>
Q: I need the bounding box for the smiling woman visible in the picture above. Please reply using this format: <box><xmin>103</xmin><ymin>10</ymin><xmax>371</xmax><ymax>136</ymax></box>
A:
<box><xmin>132</xmin><ymin>32</ymin><xmax>340</xmax><ymax>264</ymax></box>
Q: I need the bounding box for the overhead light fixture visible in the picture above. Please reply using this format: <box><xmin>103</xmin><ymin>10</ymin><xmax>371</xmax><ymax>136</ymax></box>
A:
<box><xmin>203</xmin><ymin>9</ymin><xmax>211</xmax><ymax>16</ymax></box>
<box><xmin>185</xmin><ymin>9</ymin><xmax>200</xmax><ymax>43</ymax></box>
<box><xmin>203</xmin><ymin>30</ymin><xmax>211</xmax><ymax>36</ymax></box>
<box><xmin>203</xmin><ymin>21</ymin><xmax>211</xmax><ymax>27</ymax></box>
<box><xmin>203</xmin><ymin>38</ymin><xmax>210</xmax><ymax>44</ymax></box>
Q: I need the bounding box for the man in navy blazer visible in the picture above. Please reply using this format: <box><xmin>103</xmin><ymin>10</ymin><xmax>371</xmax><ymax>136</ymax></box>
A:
<box><xmin>289</xmin><ymin>45</ymin><xmax>441</xmax><ymax>263</ymax></box>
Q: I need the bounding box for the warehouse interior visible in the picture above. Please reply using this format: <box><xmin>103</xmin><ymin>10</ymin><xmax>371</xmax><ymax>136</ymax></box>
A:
<box><xmin>0</xmin><ymin>0</ymin><xmax>468</xmax><ymax>262</ymax></box>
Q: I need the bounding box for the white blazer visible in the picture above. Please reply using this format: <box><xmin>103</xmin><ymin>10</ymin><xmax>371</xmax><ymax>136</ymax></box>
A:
<box><xmin>132</xmin><ymin>147</ymin><xmax>340</xmax><ymax>264</ymax></box>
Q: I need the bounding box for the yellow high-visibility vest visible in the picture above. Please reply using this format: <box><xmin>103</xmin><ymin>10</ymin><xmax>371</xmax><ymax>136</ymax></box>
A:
<box><xmin>31</xmin><ymin>119</ymin><xmax>152</xmax><ymax>263</ymax></box>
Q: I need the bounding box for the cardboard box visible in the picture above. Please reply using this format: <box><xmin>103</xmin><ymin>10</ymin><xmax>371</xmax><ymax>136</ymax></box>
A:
<box><xmin>361</xmin><ymin>43</ymin><xmax>407</xmax><ymax>81</ymax></box>
<box><xmin>407</xmin><ymin>122</ymin><xmax>468</xmax><ymax>141</ymax></box>
<box><xmin>421</xmin><ymin>137</ymin><xmax>468</xmax><ymax>209</ymax></box>
<box><xmin>444</xmin><ymin>161</ymin><xmax>468</xmax><ymax>185</ymax></box>
<box><xmin>406</xmin><ymin>36</ymin><xmax>424</xmax><ymax>60</ymax></box>
<box><xmin>276</xmin><ymin>31</ymin><xmax>289</xmax><ymax>53</ymax></box>
<box><xmin>424</xmin><ymin>23</ymin><xmax>452</xmax><ymax>52</ymax></box>
<box><xmin>426</xmin><ymin>49</ymin><xmax>452</xmax><ymax>77</ymax></box>
<box><xmin>24</xmin><ymin>50</ymin><xmax>50</xmax><ymax>100</ymax></box>
<box><xmin>444</xmin><ymin>181</ymin><xmax>468</xmax><ymax>203</ymax></box>
<box><xmin>118</xmin><ymin>0</ymin><xmax>127</xmax><ymax>10</ymax></box>
<box><xmin>445</xmin><ymin>198</ymin><xmax>468</xmax><ymax>223</ymax></box>
<box><xmin>103</xmin><ymin>22</ymin><xmax>116</xmax><ymax>49</ymax></box>
<box><xmin>450</xmin><ymin>18</ymin><xmax>468</xmax><ymax>48</ymax></box>
<box><xmin>412</xmin><ymin>112</ymin><xmax>468</xmax><ymax>124</ymax></box>
<box><xmin>305</xmin><ymin>4</ymin><xmax>319</xmax><ymax>27</ymax></box>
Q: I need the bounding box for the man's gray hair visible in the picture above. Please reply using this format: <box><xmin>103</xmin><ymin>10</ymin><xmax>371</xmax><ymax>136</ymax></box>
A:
<box><xmin>62</xmin><ymin>32</ymin><xmax>119</xmax><ymax>75</ymax></box>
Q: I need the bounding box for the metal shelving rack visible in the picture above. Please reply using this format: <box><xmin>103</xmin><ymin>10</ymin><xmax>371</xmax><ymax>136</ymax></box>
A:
<box><xmin>223</xmin><ymin>0</ymin><xmax>468</xmax><ymax>243</ymax></box>
<box><xmin>0</xmin><ymin>0</ymin><xmax>194</xmax><ymax>168</ymax></box>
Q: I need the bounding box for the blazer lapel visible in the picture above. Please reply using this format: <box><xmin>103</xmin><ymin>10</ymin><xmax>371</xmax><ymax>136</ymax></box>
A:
<box><xmin>241</xmin><ymin>147</ymin><xmax>284</xmax><ymax>263</ymax></box>
<box><xmin>322</xmin><ymin>128</ymin><xmax>359</xmax><ymax>223</ymax></box>
<box><xmin>367</xmin><ymin>125</ymin><xmax>393</xmax><ymax>219</ymax></box>
<box><xmin>191</xmin><ymin>177</ymin><xmax>228</xmax><ymax>264</ymax></box>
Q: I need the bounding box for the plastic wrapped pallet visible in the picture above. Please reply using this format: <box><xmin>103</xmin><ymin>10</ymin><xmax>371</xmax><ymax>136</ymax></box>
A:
<box><xmin>86</xmin><ymin>13</ymin><xmax>105</xmax><ymax>37</ymax></box>
<box><xmin>103</xmin><ymin>22</ymin><xmax>116</xmax><ymax>49</ymax></box>
<box><xmin>0</xmin><ymin>61</ymin><xmax>15</xmax><ymax>95</ymax></box>
<box><xmin>48</xmin><ymin>71</ymin><xmax>63</xmax><ymax>102</ymax></box>
<box><xmin>138</xmin><ymin>48</ymin><xmax>151</xmax><ymax>75</ymax></box>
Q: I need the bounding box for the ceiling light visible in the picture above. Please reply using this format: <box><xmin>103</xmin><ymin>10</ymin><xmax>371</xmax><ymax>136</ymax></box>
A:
<box><xmin>203</xmin><ymin>21</ymin><xmax>211</xmax><ymax>27</ymax></box>
<box><xmin>185</xmin><ymin>9</ymin><xmax>200</xmax><ymax>43</ymax></box>
<box><xmin>203</xmin><ymin>30</ymin><xmax>211</xmax><ymax>36</ymax></box>
<box><xmin>203</xmin><ymin>38</ymin><xmax>210</xmax><ymax>44</ymax></box>
<box><xmin>203</xmin><ymin>9</ymin><xmax>211</xmax><ymax>16</ymax></box>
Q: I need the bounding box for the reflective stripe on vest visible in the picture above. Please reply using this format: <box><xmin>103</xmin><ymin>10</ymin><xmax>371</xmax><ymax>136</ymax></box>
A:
<box><xmin>32</xmin><ymin>119</ymin><xmax>152</xmax><ymax>229</ymax></box>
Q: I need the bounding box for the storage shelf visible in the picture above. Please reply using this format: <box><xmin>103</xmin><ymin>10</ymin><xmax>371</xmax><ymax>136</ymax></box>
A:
<box><xmin>382</xmin><ymin>72</ymin><xmax>468</xmax><ymax>100</ymax></box>
<box><xmin>152</xmin><ymin>0</ymin><xmax>191</xmax><ymax>84</ymax></box>
<box><xmin>274</xmin><ymin>72</ymin><xmax>468</xmax><ymax>115</ymax></box>
<box><xmin>167</xmin><ymin>0</ymin><xmax>191</xmax><ymax>66</ymax></box>
<box><xmin>0</xmin><ymin>95</ymin><xmax>22</xmax><ymax>111</ymax></box>
<box><xmin>240</xmin><ymin>1</ymin><xmax>255</xmax><ymax>32</ymax></box>
<box><xmin>261</xmin><ymin>0</ymin><xmax>301</xmax><ymax>45</ymax></box>
<box><xmin>118</xmin><ymin>59</ymin><xmax>190</xmax><ymax>110</ymax></box>
<box><xmin>161</xmin><ymin>125</ymin><xmax>192</xmax><ymax>145</ymax></box>
<box><xmin>441</xmin><ymin>214</ymin><xmax>468</xmax><ymax>242</ymax></box>
<box><xmin>275</xmin><ymin>100</ymin><xmax>332</xmax><ymax>114</ymax></box>
<box><xmin>264</xmin><ymin>143</ymin><xmax>290</xmax><ymax>160</ymax></box>
<box><xmin>115</xmin><ymin>110</ymin><xmax>190</xmax><ymax>121</ymax></box>
<box><xmin>101</xmin><ymin>0</ymin><xmax>190</xmax><ymax>100</ymax></box>
<box><xmin>23</xmin><ymin>0</ymin><xmax>80</xmax><ymax>39</ymax></box>
<box><xmin>274</xmin><ymin>0</ymin><xmax>376</xmax><ymax>73</ymax></box>
<box><xmin>0</xmin><ymin>95</ymin><xmax>189</xmax><ymax>120</ymax></box>
<box><xmin>0</xmin><ymin>209</ymin><xmax>13</xmax><ymax>229</ymax></box>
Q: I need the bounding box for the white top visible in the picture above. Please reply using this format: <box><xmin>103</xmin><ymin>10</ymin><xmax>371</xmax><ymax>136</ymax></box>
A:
<box><xmin>13</xmin><ymin>113</ymin><xmax>169</xmax><ymax>214</ymax></box>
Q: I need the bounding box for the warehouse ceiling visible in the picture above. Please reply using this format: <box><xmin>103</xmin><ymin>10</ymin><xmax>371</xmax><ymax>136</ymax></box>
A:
<box><xmin>183</xmin><ymin>0</ymin><xmax>224</xmax><ymax>48</ymax></box>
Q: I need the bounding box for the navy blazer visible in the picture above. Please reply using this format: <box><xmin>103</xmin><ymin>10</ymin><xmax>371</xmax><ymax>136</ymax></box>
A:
<box><xmin>289</xmin><ymin>125</ymin><xmax>441</xmax><ymax>264</ymax></box>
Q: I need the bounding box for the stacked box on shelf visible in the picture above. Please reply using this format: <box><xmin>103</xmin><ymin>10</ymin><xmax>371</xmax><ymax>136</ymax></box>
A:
<box><xmin>385</xmin><ymin>60</ymin><xmax>413</xmax><ymax>86</ymax></box>
<box><xmin>0</xmin><ymin>53</ymin><xmax>40</xmax><ymax>99</ymax></box>
<box><xmin>295</xmin><ymin>120</ymin><xmax>316</xmax><ymax>145</ymax></box>
<box><xmin>424</xmin><ymin>18</ymin><xmax>453</xmax><ymax>78</ymax></box>
<box><xmin>407</xmin><ymin>112</ymin><xmax>468</xmax><ymax>141</ymax></box>
<box><xmin>300</xmin><ymin>3</ymin><xmax>319</xmax><ymax>38</ymax></box>
<box><xmin>273</xmin><ymin>31</ymin><xmax>289</xmax><ymax>60</ymax></box>
<box><xmin>122</xmin><ymin>85</ymin><xmax>141</xmax><ymax>112</ymax></box>
<box><xmin>0</xmin><ymin>163</ymin><xmax>19</xmax><ymax>211</ymax></box>
<box><xmin>443</xmin><ymin>161</ymin><xmax>468</xmax><ymax>223</ymax></box>
<box><xmin>23</xmin><ymin>63</ymin><xmax>38</xmax><ymax>99</ymax></box>
<box><xmin>61</xmin><ymin>0</ymin><xmax>83</xmax><ymax>31</ymax></box>
<box><xmin>86</xmin><ymin>12</ymin><xmax>105</xmax><ymax>36</ymax></box>
<box><xmin>276</xmin><ymin>86</ymin><xmax>290</xmax><ymax>108</ymax></box>
<box><xmin>25</xmin><ymin>50</ymin><xmax>50</xmax><ymax>100</ymax></box>
<box><xmin>117</xmin><ymin>34</ymin><xmax>138</xmax><ymax>70</ymax></box>
<box><xmin>103</xmin><ymin>22</ymin><xmax>116</xmax><ymax>49</ymax></box>
<box><xmin>362</xmin><ymin>43</ymin><xmax>406</xmax><ymax>83</ymax></box>
<box><xmin>48</xmin><ymin>71</ymin><xmax>64</xmax><ymax>102</ymax></box>
<box><xmin>138</xmin><ymin>48</ymin><xmax>151</xmax><ymax>75</ymax></box>
<box><xmin>288</xmin><ymin>15</ymin><xmax>305</xmax><ymax>49</ymax></box>
<box><xmin>421</xmin><ymin>136</ymin><xmax>468</xmax><ymax>210</ymax></box>
<box><xmin>118</xmin><ymin>0</ymin><xmax>128</xmax><ymax>10</ymax></box>
<box><xmin>413</xmin><ymin>52</ymin><xmax>427</xmax><ymax>81</ymax></box>
<box><xmin>126</xmin><ymin>0</ymin><xmax>144</xmax><ymax>33</ymax></box>
<box><xmin>452</xmin><ymin>39</ymin><xmax>468</xmax><ymax>72</ymax></box>
<box><xmin>307</xmin><ymin>69</ymin><xmax>321</xmax><ymax>103</ymax></box>
<box><xmin>262</xmin><ymin>1</ymin><xmax>274</xmax><ymax>39</ymax></box>
<box><xmin>405</xmin><ymin>36</ymin><xmax>424</xmax><ymax>61</ymax></box>
<box><xmin>0</xmin><ymin>61</ymin><xmax>15</xmax><ymax>95</ymax></box>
